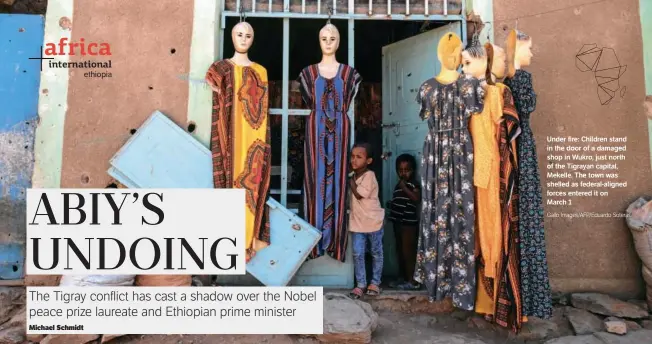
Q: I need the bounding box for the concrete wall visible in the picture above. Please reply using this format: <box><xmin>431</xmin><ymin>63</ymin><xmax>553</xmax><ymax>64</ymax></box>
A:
<box><xmin>26</xmin><ymin>0</ymin><xmax>199</xmax><ymax>286</ymax></box>
<box><xmin>493</xmin><ymin>0</ymin><xmax>650</xmax><ymax>298</ymax></box>
<box><xmin>641</xmin><ymin>1</ymin><xmax>652</xmax><ymax>170</ymax></box>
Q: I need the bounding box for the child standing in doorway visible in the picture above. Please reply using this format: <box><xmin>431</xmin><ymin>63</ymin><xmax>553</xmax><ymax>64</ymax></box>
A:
<box><xmin>387</xmin><ymin>153</ymin><xmax>421</xmax><ymax>290</ymax></box>
<box><xmin>348</xmin><ymin>142</ymin><xmax>385</xmax><ymax>299</ymax></box>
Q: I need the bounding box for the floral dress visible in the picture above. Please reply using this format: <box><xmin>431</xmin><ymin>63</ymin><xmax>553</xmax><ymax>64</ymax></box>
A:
<box><xmin>413</xmin><ymin>74</ymin><xmax>485</xmax><ymax>310</ymax></box>
<box><xmin>504</xmin><ymin>69</ymin><xmax>553</xmax><ymax>319</ymax></box>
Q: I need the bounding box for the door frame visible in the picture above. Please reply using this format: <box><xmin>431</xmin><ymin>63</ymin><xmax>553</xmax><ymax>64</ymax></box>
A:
<box><xmin>186</xmin><ymin>0</ymin><xmax>466</xmax><ymax>288</ymax></box>
<box><xmin>219</xmin><ymin>0</ymin><xmax>467</xmax><ymax>211</ymax></box>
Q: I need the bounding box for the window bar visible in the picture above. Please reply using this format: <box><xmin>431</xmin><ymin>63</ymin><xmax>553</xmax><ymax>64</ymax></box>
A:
<box><xmin>333</xmin><ymin>0</ymin><xmax>337</xmax><ymax>14</ymax></box>
<box><xmin>302</xmin><ymin>0</ymin><xmax>306</xmax><ymax>13</ymax></box>
<box><xmin>443</xmin><ymin>0</ymin><xmax>447</xmax><ymax>16</ymax></box>
<box><xmin>284</xmin><ymin>0</ymin><xmax>289</xmax><ymax>12</ymax></box>
<box><xmin>219</xmin><ymin>17</ymin><xmax>225</xmax><ymax>60</ymax></box>
<box><xmin>270</xmin><ymin>108</ymin><xmax>310</xmax><ymax>115</ymax></box>
<box><xmin>221</xmin><ymin>10</ymin><xmax>463</xmax><ymax>20</ymax></box>
<box><xmin>252</xmin><ymin>0</ymin><xmax>256</xmax><ymax>12</ymax></box>
<box><xmin>461</xmin><ymin>0</ymin><xmax>467</xmax><ymax>45</ymax></box>
<box><xmin>348</xmin><ymin>18</ymin><xmax>355</xmax><ymax>149</ymax></box>
<box><xmin>368</xmin><ymin>0</ymin><xmax>372</xmax><ymax>15</ymax></box>
<box><xmin>269</xmin><ymin>0</ymin><xmax>272</xmax><ymax>13</ymax></box>
<box><xmin>281</xmin><ymin>17</ymin><xmax>290</xmax><ymax>206</ymax></box>
<box><xmin>236</xmin><ymin>0</ymin><xmax>241</xmax><ymax>15</ymax></box>
<box><xmin>388</xmin><ymin>0</ymin><xmax>391</xmax><ymax>16</ymax></box>
<box><xmin>349</xmin><ymin>0</ymin><xmax>353</xmax><ymax>15</ymax></box>
<box><xmin>406</xmin><ymin>0</ymin><xmax>410</xmax><ymax>15</ymax></box>
<box><xmin>425</xmin><ymin>0</ymin><xmax>428</xmax><ymax>15</ymax></box>
<box><xmin>318</xmin><ymin>0</ymin><xmax>321</xmax><ymax>14</ymax></box>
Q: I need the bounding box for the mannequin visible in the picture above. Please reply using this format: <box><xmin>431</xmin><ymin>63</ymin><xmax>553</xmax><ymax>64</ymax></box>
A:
<box><xmin>299</xmin><ymin>22</ymin><xmax>361</xmax><ymax>263</ymax></box>
<box><xmin>463</xmin><ymin>34</ymin><xmax>503</xmax><ymax>319</ymax></box>
<box><xmin>205</xmin><ymin>21</ymin><xmax>272</xmax><ymax>263</ymax></box>
<box><xmin>413</xmin><ymin>32</ymin><xmax>485</xmax><ymax>310</ymax></box>
<box><xmin>503</xmin><ymin>29</ymin><xmax>553</xmax><ymax>320</ymax></box>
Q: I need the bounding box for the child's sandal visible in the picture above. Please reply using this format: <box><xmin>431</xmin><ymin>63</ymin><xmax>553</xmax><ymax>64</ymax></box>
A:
<box><xmin>350</xmin><ymin>287</ymin><xmax>364</xmax><ymax>299</ymax></box>
<box><xmin>366</xmin><ymin>284</ymin><xmax>381</xmax><ymax>296</ymax></box>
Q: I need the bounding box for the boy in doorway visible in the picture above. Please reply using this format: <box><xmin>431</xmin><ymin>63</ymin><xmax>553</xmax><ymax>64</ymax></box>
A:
<box><xmin>348</xmin><ymin>142</ymin><xmax>385</xmax><ymax>299</ymax></box>
<box><xmin>387</xmin><ymin>153</ymin><xmax>421</xmax><ymax>290</ymax></box>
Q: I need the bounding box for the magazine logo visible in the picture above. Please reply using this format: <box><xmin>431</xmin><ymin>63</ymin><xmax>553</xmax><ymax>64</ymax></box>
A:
<box><xmin>29</xmin><ymin>38</ymin><xmax>113</xmax><ymax>79</ymax></box>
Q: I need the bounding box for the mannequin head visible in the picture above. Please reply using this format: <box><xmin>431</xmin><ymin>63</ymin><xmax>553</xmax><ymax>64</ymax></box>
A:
<box><xmin>461</xmin><ymin>36</ymin><xmax>488</xmax><ymax>80</ymax></box>
<box><xmin>437</xmin><ymin>33</ymin><xmax>463</xmax><ymax>71</ymax></box>
<box><xmin>232</xmin><ymin>22</ymin><xmax>254</xmax><ymax>54</ymax></box>
<box><xmin>506</xmin><ymin>29</ymin><xmax>532</xmax><ymax>77</ymax></box>
<box><xmin>489</xmin><ymin>43</ymin><xmax>506</xmax><ymax>80</ymax></box>
<box><xmin>515</xmin><ymin>31</ymin><xmax>533</xmax><ymax>67</ymax></box>
<box><xmin>319</xmin><ymin>23</ymin><xmax>340</xmax><ymax>57</ymax></box>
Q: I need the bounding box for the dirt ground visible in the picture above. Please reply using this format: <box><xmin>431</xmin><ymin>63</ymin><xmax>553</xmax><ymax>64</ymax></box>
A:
<box><xmin>111</xmin><ymin>311</ymin><xmax>525</xmax><ymax>344</ymax></box>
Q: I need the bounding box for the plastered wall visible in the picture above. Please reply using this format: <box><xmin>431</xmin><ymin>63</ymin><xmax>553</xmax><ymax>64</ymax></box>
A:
<box><xmin>26</xmin><ymin>0</ymin><xmax>195</xmax><ymax>286</ymax></box>
<box><xmin>493</xmin><ymin>0</ymin><xmax>651</xmax><ymax>298</ymax></box>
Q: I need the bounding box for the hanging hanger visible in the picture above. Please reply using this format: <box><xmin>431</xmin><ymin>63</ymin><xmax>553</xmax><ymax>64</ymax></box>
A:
<box><xmin>326</xmin><ymin>5</ymin><xmax>333</xmax><ymax>24</ymax></box>
<box><xmin>445</xmin><ymin>22</ymin><xmax>454</xmax><ymax>40</ymax></box>
<box><xmin>484</xmin><ymin>22</ymin><xmax>493</xmax><ymax>42</ymax></box>
<box><xmin>239</xmin><ymin>3</ymin><xmax>246</xmax><ymax>22</ymax></box>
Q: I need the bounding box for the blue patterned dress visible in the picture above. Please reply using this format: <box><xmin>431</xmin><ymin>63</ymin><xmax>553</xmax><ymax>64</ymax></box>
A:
<box><xmin>298</xmin><ymin>64</ymin><xmax>362</xmax><ymax>262</ymax></box>
<box><xmin>504</xmin><ymin>69</ymin><xmax>553</xmax><ymax>319</ymax></box>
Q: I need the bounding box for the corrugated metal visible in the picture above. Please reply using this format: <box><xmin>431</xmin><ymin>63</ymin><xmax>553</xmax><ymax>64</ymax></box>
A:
<box><xmin>107</xmin><ymin>110</ymin><xmax>322</xmax><ymax>286</ymax></box>
<box><xmin>0</xmin><ymin>14</ymin><xmax>44</xmax><ymax>280</ymax></box>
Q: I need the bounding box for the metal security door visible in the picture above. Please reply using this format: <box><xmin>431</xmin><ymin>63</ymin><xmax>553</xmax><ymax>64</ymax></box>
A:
<box><xmin>380</xmin><ymin>22</ymin><xmax>461</xmax><ymax>277</ymax></box>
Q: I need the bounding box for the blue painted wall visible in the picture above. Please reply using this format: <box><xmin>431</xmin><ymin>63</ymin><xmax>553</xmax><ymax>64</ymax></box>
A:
<box><xmin>0</xmin><ymin>14</ymin><xmax>44</xmax><ymax>280</ymax></box>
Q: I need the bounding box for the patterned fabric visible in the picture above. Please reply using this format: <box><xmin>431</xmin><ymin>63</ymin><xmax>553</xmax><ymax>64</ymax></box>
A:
<box><xmin>299</xmin><ymin>64</ymin><xmax>362</xmax><ymax>262</ymax></box>
<box><xmin>493</xmin><ymin>83</ymin><xmax>523</xmax><ymax>332</ymax></box>
<box><xmin>470</xmin><ymin>85</ymin><xmax>503</xmax><ymax>280</ymax></box>
<box><xmin>504</xmin><ymin>69</ymin><xmax>553</xmax><ymax>319</ymax></box>
<box><xmin>473</xmin><ymin>84</ymin><xmax>504</xmax><ymax>317</ymax></box>
<box><xmin>413</xmin><ymin>74</ymin><xmax>485</xmax><ymax>311</ymax></box>
<box><xmin>352</xmin><ymin>228</ymin><xmax>385</xmax><ymax>288</ymax></box>
<box><xmin>387</xmin><ymin>181</ymin><xmax>420</xmax><ymax>225</ymax></box>
<box><xmin>206</xmin><ymin>60</ymin><xmax>272</xmax><ymax>262</ymax></box>
<box><xmin>476</xmin><ymin>83</ymin><xmax>524</xmax><ymax>332</ymax></box>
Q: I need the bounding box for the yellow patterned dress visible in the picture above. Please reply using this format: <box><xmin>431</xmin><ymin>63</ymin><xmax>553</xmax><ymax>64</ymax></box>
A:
<box><xmin>206</xmin><ymin>60</ymin><xmax>272</xmax><ymax>261</ymax></box>
<box><xmin>469</xmin><ymin>84</ymin><xmax>503</xmax><ymax>315</ymax></box>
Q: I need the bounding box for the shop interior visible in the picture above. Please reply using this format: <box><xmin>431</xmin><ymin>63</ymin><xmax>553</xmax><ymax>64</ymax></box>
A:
<box><xmin>221</xmin><ymin>16</ymin><xmax>455</xmax><ymax>285</ymax></box>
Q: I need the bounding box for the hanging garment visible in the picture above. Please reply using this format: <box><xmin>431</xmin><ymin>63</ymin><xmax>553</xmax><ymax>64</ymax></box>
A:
<box><xmin>206</xmin><ymin>60</ymin><xmax>272</xmax><ymax>262</ymax></box>
<box><xmin>475</xmin><ymin>82</ymin><xmax>524</xmax><ymax>332</ymax></box>
<box><xmin>470</xmin><ymin>84</ymin><xmax>503</xmax><ymax>317</ymax></box>
<box><xmin>470</xmin><ymin>84</ymin><xmax>503</xmax><ymax>281</ymax></box>
<box><xmin>298</xmin><ymin>64</ymin><xmax>362</xmax><ymax>262</ymax></box>
<box><xmin>414</xmin><ymin>74</ymin><xmax>485</xmax><ymax>311</ymax></box>
<box><xmin>504</xmin><ymin>69</ymin><xmax>553</xmax><ymax>319</ymax></box>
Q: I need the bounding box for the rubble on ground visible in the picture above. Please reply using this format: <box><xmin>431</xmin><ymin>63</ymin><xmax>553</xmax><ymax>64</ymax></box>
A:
<box><xmin>570</xmin><ymin>293</ymin><xmax>649</xmax><ymax>319</ymax></box>
<box><xmin>308</xmin><ymin>293</ymin><xmax>378</xmax><ymax>344</ymax></box>
<box><xmin>3</xmin><ymin>288</ymin><xmax>652</xmax><ymax>344</ymax></box>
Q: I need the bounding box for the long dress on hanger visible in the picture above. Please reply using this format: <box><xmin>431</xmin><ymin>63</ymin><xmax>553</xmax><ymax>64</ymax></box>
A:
<box><xmin>504</xmin><ymin>69</ymin><xmax>553</xmax><ymax>319</ymax></box>
<box><xmin>470</xmin><ymin>84</ymin><xmax>503</xmax><ymax>315</ymax></box>
<box><xmin>475</xmin><ymin>82</ymin><xmax>524</xmax><ymax>332</ymax></box>
<box><xmin>414</xmin><ymin>74</ymin><xmax>485</xmax><ymax>311</ymax></box>
<box><xmin>206</xmin><ymin>59</ymin><xmax>272</xmax><ymax>261</ymax></box>
<box><xmin>298</xmin><ymin>64</ymin><xmax>362</xmax><ymax>262</ymax></box>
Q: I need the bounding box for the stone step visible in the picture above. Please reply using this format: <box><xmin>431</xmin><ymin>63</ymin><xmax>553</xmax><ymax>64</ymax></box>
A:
<box><xmin>325</xmin><ymin>289</ymin><xmax>454</xmax><ymax>314</ymax></box>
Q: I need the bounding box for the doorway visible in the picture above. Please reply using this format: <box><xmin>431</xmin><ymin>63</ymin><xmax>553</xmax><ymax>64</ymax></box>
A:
<box><xmin>218</xmin><ymin>15</ymin><xmax>463</xmax><ymax>288</ymax></box>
